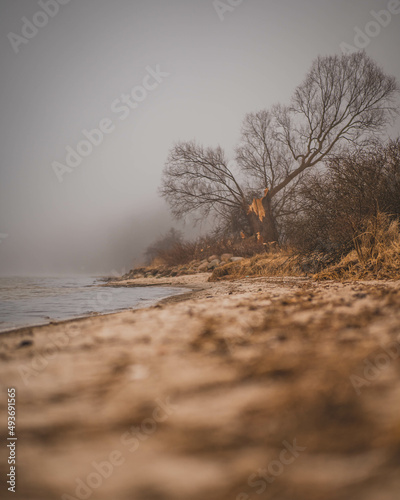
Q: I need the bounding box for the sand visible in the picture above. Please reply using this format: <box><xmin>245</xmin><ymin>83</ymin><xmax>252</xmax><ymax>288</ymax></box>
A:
<box><xmin>1</xmin><ymin>274</ymin><xmax>400</xmax><ymax>500</ymax></box>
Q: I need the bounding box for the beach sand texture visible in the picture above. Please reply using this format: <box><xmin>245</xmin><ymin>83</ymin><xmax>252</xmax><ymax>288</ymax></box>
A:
<box><xmin>1</xmin><ymin>274</ymin><xmax>400</xmax><ymax>500</ymax></box>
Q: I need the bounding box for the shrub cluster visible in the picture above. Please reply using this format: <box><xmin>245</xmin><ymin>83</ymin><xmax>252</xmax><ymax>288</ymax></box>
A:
<box><xmin>145</xmin><ymin>232</ymin><xmax>266</xmax><ymax>267</ymax></box>
<box><xmin>284</xmin><ymin>139</ymin><xmax>400</xmax><ymax>260</ymax></box>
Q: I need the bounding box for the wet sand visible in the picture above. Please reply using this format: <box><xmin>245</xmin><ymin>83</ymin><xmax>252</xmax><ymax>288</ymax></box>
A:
<box><xmin>1</xmin><ymin>274</ymin><xmax>400</xmax><ymax>500</ymax></box>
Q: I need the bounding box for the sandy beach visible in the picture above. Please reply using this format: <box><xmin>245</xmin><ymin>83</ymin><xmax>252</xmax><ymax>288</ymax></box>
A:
<box><xmin>1</xmin><ymin>274</ymin><xmax>400</xmax><ymax>500</ymax></box>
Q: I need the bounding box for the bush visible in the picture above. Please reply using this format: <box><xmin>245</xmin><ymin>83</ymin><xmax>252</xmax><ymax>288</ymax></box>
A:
<box><xmin>144</xmin><ymin>228</ymin><xmax>183</xmax><ymax>265</ymax></box>
<box><xmin>144</xmin><ymin>232</ymin><xmax>266</xmax><ymax>267</ymax></box>
<box><xmin>284</xmin><ymin>139</ymin><xmax>400</xmax><ymax>259</ymax></box>
<box><xmin>316</xmin><ymin>213</ymin><xmax>400</xmax><ymax>280</ymax></box>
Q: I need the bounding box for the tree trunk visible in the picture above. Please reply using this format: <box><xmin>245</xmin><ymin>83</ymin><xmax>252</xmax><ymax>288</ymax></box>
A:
<box><xmin>246</xmin><ymin>194</ymin><xmax>279</xmax><ymax>243</ymax></box>
<box><xmin>262</xmin><ymin>196</ymin><xmax>279</xmax><ymax>243</ymax></box>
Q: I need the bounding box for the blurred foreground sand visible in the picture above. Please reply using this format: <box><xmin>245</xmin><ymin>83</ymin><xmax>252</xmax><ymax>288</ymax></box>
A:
<box><xmin>1</xmin><ymin>274</ymin><xmax>400</xmax><ymax>500</ymax></box>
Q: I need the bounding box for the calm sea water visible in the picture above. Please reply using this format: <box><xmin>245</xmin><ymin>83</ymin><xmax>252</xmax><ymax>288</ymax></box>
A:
<box><xmin>0</xmin><ymin>276</ymin><xmax>186</xmax><ymax>332</ymax></box>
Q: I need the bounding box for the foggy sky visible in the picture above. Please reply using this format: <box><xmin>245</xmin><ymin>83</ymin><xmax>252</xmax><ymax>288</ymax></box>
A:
<box><xmin>0</xmin><ymin>0</ymin><xmax>399</xmax><ymax>275</ymax></box>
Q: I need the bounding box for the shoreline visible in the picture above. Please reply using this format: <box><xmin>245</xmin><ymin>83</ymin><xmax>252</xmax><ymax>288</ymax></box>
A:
<box><xmin>0</xmin><ymin>276</ymin><xmax>207</xmax><ymax>337</ymax></box>
<box><xmin>104</xmin><ymin>272</ymin><xmax>214</xmax><ymax>306</ymax></box>
<box><xmin>1</xmin><ymin>275</ymin><xmax>400</xmax><ymax>499</ymax></box>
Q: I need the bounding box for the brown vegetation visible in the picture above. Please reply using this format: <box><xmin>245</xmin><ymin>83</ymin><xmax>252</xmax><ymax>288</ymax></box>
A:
<box><xmin>209</xmin><ymin>251</ymin><xmax>303</xmax><ymax>281</ymax></box>
<box><xmin>143</xmin><ymin>55</ymin><xmax>400</xmax><ymax>282</ymax></box>
<box><xmin>316</xmin><ymin>214</ymin><xmax>400</xmax><ymax>281</ymax></box>
<box><xmin>285</xmin><ymin>139</ymin><xmax>400</xmax><ymax>258</ymax></box>
<box><xmin>140</xmin><ymin>214</ymin><xmax>400</xmax><ymax>283</ymax></box>
<box><xmin>145</xmin><ymin>231</ymin><xmax>265</xmax><ymax>267</ymax></box>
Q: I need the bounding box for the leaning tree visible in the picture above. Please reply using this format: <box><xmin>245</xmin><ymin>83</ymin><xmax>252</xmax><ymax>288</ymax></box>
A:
<box><xmin>161</xmin><ymin>51</ymin><xmax>399</xmax><ymax>242</ymax></box>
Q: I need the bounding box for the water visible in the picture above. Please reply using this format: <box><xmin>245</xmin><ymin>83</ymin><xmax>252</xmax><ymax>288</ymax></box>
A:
<box><xmin>0</xmin><ymin>276</ymin><xmax>186</xmax><ymax>332</ymax></box>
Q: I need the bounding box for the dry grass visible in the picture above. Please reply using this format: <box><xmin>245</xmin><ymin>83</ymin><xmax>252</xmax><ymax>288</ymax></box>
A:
<box><xmin>210</xmin><ymin>214</ymin><xmax>400</xmax><ymax>282</ymax></box>
<box><xmin>209</xmin><ymin>250</ymin><xmax>305</xmax><ymax>281</ymax></box>
<box><xmin>316</xmin><ymin>213</ymin><xmax>400</xmax><ymax>280</ymax></box>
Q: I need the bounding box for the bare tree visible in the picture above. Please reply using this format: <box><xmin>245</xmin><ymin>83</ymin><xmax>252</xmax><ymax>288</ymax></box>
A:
<box><xmin>161</xmin><ymin>52</ymin><xmax>399</xmax><ymax>242</ymax></box>
<box><xmin>161</xmin><ymin>141</ymin><xmax>251</xmax><ymax>235</ymax></box>
<box><xmin>235</xmin><ymin>110</ymin><xmax>305</xmax><ymax>241</ymax></box>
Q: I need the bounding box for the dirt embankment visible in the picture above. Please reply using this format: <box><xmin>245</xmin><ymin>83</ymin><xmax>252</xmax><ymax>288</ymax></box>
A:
<box><xmin>1</xmin><ymin>274</ymin><xmax>400</xmax><ymax>500</ymax></box>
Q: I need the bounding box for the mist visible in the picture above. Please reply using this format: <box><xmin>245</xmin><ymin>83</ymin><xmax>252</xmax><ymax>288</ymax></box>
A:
<box><xmin>1</xmin><ymin>0</ymin><xmax>399</xmax><ymax>276</ymax></box>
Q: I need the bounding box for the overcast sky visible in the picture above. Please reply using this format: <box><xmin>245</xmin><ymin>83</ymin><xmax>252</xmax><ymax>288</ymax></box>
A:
<box><xmin>0</xmin><ymin>0</ymin><xmax>399</xmax><ymax>275</ymax></box>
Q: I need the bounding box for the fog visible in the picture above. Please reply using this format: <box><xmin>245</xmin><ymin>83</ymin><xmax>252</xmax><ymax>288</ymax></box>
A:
<box><xmin>0</xmin><ymin>0</ymin><xmax>399</xmax><ymax>276</ymax></box>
